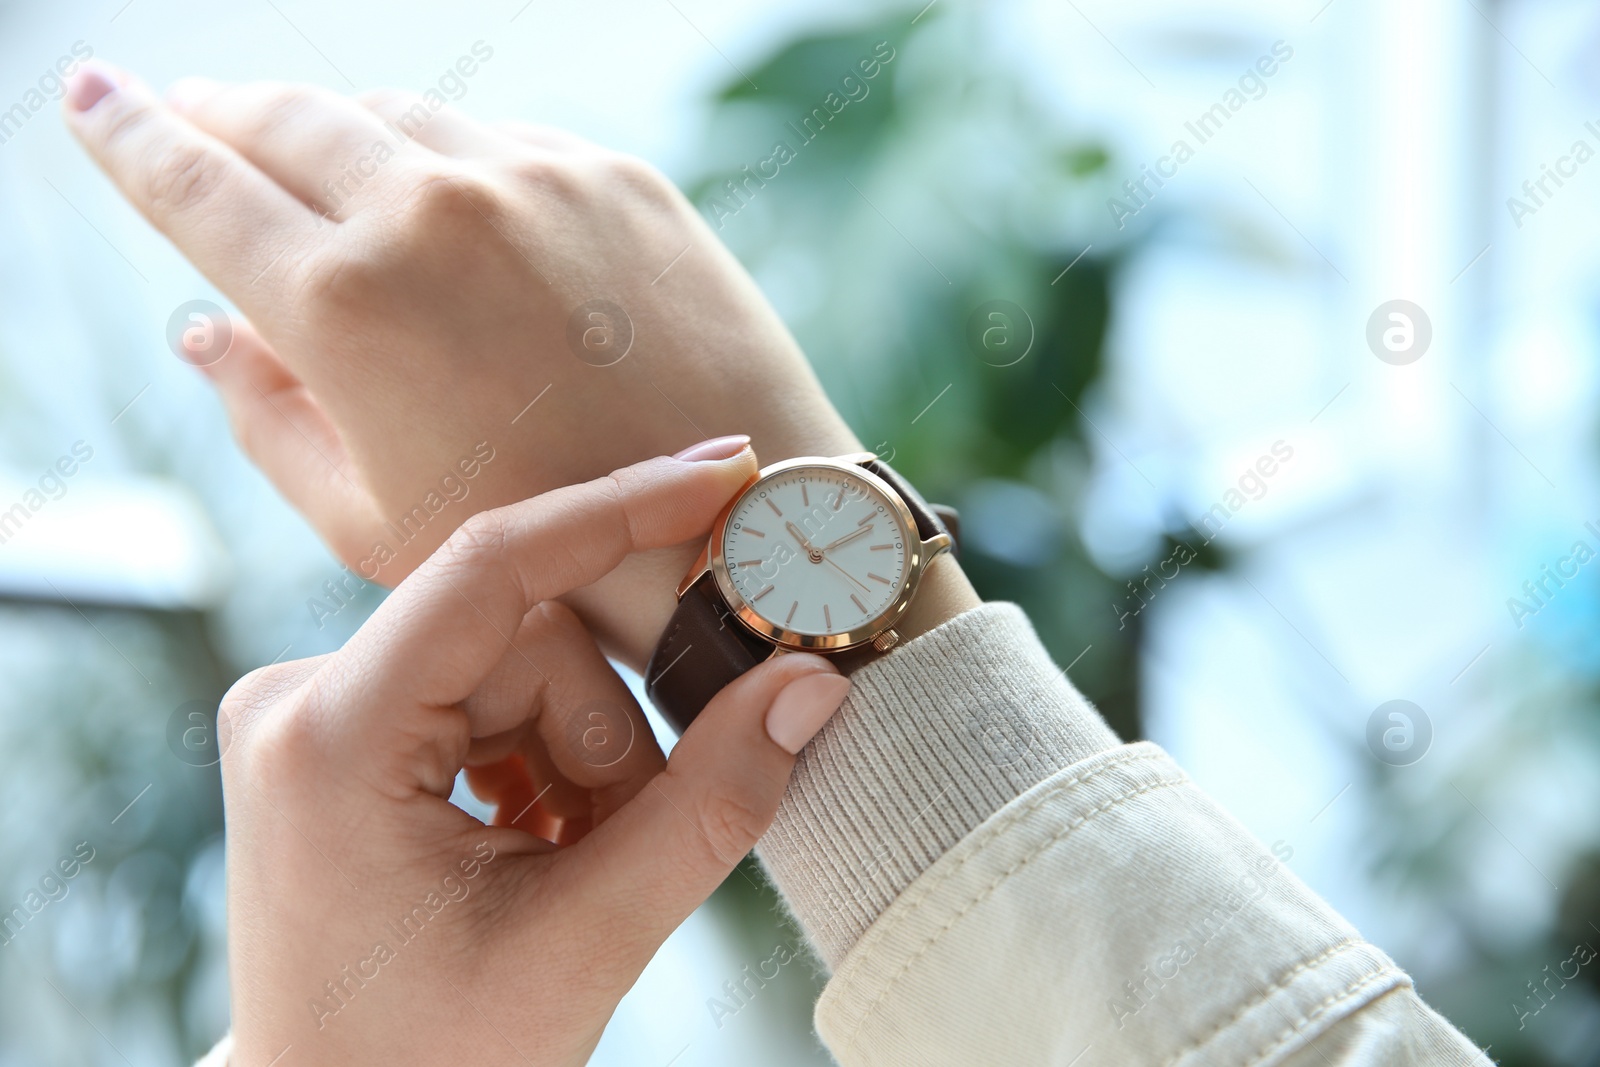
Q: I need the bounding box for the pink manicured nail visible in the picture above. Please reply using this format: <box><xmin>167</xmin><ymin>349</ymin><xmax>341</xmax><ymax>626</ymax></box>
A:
<box><xmin>766</xmin><ymin>672</ymin><xmax>851</xmax><ymax>754</ymax></box>
<box><xmin>67</xmin><ymin>64</ymin><xmax>118</xmax><ymax>112</ymax></box>
<box><xmin>673</xmin><ymin>434</ymin><xmax>750</xmax><ymax>462</ymax></box>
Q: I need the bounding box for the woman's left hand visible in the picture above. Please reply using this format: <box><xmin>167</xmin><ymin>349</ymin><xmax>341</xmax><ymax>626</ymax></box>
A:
<box><xmin>217</xmin><ymin>447</ymin><xmax>852</xmax><ymax>1064</ymax></box>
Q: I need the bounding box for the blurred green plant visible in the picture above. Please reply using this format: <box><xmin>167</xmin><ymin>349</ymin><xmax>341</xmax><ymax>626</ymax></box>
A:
<box><xmin>675</xmin><ymin>5</ymin><xmax>1181</xmax><ymax>1042</ymax></box>
<box><xmin>685</xmin><ymin>4</ymin><xmax>1172</xmax><ymax>741</ymax></box>
<box><xmin>685</xmin><ymin>10</ymin><xmax>1600</xmax><ymax>1067</ymax></box>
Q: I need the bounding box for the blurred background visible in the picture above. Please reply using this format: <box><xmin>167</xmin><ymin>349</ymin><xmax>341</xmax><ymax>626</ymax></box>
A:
<box><xmin>2</xmin><ymin>0</ymin><xmax>1599</xmax><ymax>1062</ymax></box>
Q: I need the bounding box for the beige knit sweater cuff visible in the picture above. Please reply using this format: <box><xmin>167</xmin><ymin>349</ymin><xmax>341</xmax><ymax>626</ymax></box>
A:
<box><xmin>757</xmin><ymin>602</ymin><xmax>1121</xmax><ymax>969</ymax></box>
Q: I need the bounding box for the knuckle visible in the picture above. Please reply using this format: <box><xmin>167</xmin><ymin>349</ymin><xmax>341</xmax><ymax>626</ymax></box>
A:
<box><xmin>599</xmin><ymin>152</ymin><xmax>667</xmax><ymax>193</ymax></box>
<box><xmin>401</xmin><ymin>166</ymin><xmax>504</xmax><ymax>226</ymax></box>
<box><xmin>512</xmin><ymin>150</ymin><xmax>675</xmax><ymax>208</ymax></box>
<box><xmin>249</xmin><ymin>690</ymin><xmax>323</xmax><ymax>772</ymax></box>
<box><xmin>503</xmin><ymin>153</ymin><xmax>582</xmax><ymax>201</ymax></box>
<box><xmin>217</xmin><ymin>663</ymin><xmax>303</xmax><ymax>759</ymax></box>
<box><xmin>596</xmin><ymin>152</ymin><xmax>680</xmax><ymax>211</ymax></box>
<box><xmin>141</xmin><ymin>138</ymin><xmax>225</xmax><ymax>215</ymax></box>
<box><xmin>96</xmin><ymin>96</ymin><xmax>158</xmax><ymax>157</ymax></box>
<box><xmin>502</xmin><ymin>151</ymin><xmax>555</xmax><ymax>186</ymax></box>
<box><xmin>695</xmin><ymin>782</ymin><xmax>772</xmax><ymax>859</ymax></box>
<box><xmin>215</xmin><ymin>679</ymin><xmax>261</xmax><ymax>745</ymax></box>
<box><xmin>220</xmin><ymin>663</ymin><xmax>284</xmax><ymax>716</ymax></box>
<box><xmin>246</xmin><ymin>85</ymin><xmax>321</xmax><ymax>144</ymax></box>
<box><xmin>286</xmin><ymin>242</ymin><xmax>384</xmax><ymax>325</ymax></box>
<box><xmin>599</xmin><ymin>470</ymin><xmax>643</xmax><ymax>547</ymax></box>
<box><xmin>439</xmin><ymin>508</ymin><xmax>510</xmax><ymax>574</ymax></box>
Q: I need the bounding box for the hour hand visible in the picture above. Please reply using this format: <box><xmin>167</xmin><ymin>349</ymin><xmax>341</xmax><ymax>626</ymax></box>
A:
<box><xmin>786</xmin><ymin>521</ymin><xmax>818</xmax><ymax>554</ymax></box>
<box><xmin>822</xmin><ymin>524</ymin><xmax>872</xmax><ymax>552</ymax></box>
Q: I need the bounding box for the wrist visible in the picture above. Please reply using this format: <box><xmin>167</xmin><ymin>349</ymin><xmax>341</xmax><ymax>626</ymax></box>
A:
<box><xmin>563</xmin><ymin>424</ymin><xmax>865</xmax><ymax>671</ymax></box>
<box><xmin>877</xmin><ymin>552</ymin><xmax>978</xmax><ymax>649</ymax></box>
<box><xmin>830</xmin><ymin>552</ymin><xmax>979</xmax><ymax>675</ymax></box>
<box><xmin>564</xmin><ymin>436</ymin><xmax>977</xmax><ymax>676</ymax></box>
<box><xmin>561</xmin><ymin>540</ymin><xmax>708</xmax><ymax>672</ymax></box>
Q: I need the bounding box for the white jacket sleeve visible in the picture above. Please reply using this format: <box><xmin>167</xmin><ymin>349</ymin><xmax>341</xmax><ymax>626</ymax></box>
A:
<box><xmin>195</xmin><ymin>1033</ymin><xmax>232</xmax><ymax>1066</ymax></box>
<box><xmin>756</xmin><ymin>604</ymin><xmax>1485</xmax><ymax>1065</ymax></box>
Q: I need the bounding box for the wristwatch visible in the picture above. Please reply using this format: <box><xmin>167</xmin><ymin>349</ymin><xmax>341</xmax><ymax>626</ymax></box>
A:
<box><xmin>645</xmin><ymin>451</ymin><xmax>958</xmax><ymax>735</ymax></box>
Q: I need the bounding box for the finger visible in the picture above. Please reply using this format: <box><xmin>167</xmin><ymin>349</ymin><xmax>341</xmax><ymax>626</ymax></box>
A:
<box><xmin>62</xmin><ymin>61</ymin><xmax>321</xmax><ymax>300</ymax></box>
<box><xmin>466</xmin><ymin>749</ymin><xmax>587</xmax><ymax>845</ymax></box>
<box><xmin>166</xmin><ymin>78</ymin><xmax>403</xmax><ymax>217</ymax></box>
<box><xmin>493</xmin><ymin>120</ymin><xmax>592</xmax><ymax>152</ymax></box>
<box><xmin>321</xmin><ymin>442</ymin><xmax>755</xmax><ymax>781</ymax></box>
<box><xmin>217</xmin><ymin>654</ymin><xmax>332</xmax><ymax>761</ymax></box>
<box><xmin>358</xmin><ymin>88</ymin><xmax>507</xmax><ymax>157</ymax></box>
<box><xmin>461</xmin><ymin>600</ymin><xmax>664</xmax><ymax>842</ymax></box>
<box><xmin>464</xmin><ymin>600</ymin><xmax>661</xmax><ymax>790</ymax></box>
<box><xmin>557</xmin><ymin>653</ymin><xmax>851</xmax><ymax>967</ymax></box>
<box><xmin>199</xmin><ymin>316</ymin><xmax>384</xmax><ymax>570</ymax></box>
<box><xmin>458</xmin><ymin>756</ymin><xmax>566</xmax><ymax>853</ymax></box>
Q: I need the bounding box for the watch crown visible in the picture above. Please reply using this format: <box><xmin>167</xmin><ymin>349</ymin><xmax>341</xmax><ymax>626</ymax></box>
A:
<box><xmin>871</xmin><ymin>628</ymin><xmax>900</xmax><ymax>653</ymax></box>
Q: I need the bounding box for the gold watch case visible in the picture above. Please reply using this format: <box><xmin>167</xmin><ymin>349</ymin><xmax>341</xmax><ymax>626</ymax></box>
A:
<box><xmin>676</xmin><ymin>452</ymin><xmax>954</xmax><ymax>653</ymax></box>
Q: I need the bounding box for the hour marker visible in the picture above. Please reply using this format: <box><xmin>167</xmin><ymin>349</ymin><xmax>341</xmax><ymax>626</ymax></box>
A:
<box><xmin>857</xmin><ymin>512</ymin><xmax>875</xmax><ymax>526</ymax></box>
<box><xmin>766</xmin><ymin>497</ymin><xmax>783</xmax><ymax>516</ymax></box>
<box><xmin>824</xmin><ymin>604</ymin><xmax>832</xmax><ymax>630</ymax></box>
<box><xmin>785</xmin><ymin>601</ymin><xmax>798</xmax><ymax>625</ymax></box>
<box><xmin>831</xmin><ymin>492</ymin><xmax>843</xmax><ymax>511</ymax></box>
<box><xmin>869</xmin><ymin>572</ymin><xmax>892</xmax><ymax>585</ymax></box>
<box><xmin>801</xmin><ymin>484</ymin><xmax>809</xmax><ymax>506</ymax></box>
<box><xmin>850</xmin><ymin>593</ymin><xmax>867</xmax><ymax>613</ymax></box>
<box><xmin>738</xmin><ymin>559</ymin><xmax>763</xmax><ymax>567</ymax></box>
<box><xmin>753</xmin><ymin>585</ymin><xmax>775</xmax><ymax>601</ymax></box>
<box><xmin>743</xmin><ymin>527</ymin><xmax>765</xmax><ymax>537</ymax></box>
<box><xmin>870</xmin><ymin>544</ymin><xmax>893</xmax><ymax>551</ymax></box>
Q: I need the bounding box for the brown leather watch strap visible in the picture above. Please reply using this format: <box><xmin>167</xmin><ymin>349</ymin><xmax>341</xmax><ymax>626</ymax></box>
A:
<box><xmin>644</xmin><ymin>572</ymin><xmax>773</xmax><ymax>736</ymax></box>
<box><xmin>859</xmin><ymin>458</ymin><xmax>958</xmax><ymax>553</ymax></box>
<box><xmin>645</xmin><ymin>457</ymin><xmax>957</xmax><ymax>735</ymax></box>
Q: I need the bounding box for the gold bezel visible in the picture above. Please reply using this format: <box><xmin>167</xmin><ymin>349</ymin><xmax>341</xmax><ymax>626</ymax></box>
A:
<box><xmin>678</xmin><ymin>453</ymin><xmax>950</xmax><ymax>653</ymax></box>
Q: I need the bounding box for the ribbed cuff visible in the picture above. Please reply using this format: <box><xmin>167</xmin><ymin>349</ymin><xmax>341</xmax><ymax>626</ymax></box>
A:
<box><xmin>757</xmin><ymin>602</ymin><xmax>1121</xmax><ymax>969</ymax></box>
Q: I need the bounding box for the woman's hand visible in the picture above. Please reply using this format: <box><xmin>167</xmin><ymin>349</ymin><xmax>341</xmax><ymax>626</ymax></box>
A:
<box><xmin>216</xmin><ymin>447</ymin><xmax>851</xmax><ymax>1064</ymax></box>
<box><xmin>61</xmin><ymin>61</ymin><xmax>860</xmax><ymax>665</ymax></box>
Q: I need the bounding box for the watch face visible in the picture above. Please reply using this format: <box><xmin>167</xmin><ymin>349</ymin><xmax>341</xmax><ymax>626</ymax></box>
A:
<box><xmin>720</xmin><ymin>464</ymin><xmax>913</xmax><ymax>639</ymax></box>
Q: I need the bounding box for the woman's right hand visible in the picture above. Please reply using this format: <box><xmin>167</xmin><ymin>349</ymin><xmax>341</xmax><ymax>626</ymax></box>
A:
<box><xmin>216</xmin><ymin>448</ymin><xmax>853</xmax><ymax>1064</ymax></box>
<box><xmin>61</xmin><ymin>60</ymin><xmax>860</xmax><ymax>664</ymax></box>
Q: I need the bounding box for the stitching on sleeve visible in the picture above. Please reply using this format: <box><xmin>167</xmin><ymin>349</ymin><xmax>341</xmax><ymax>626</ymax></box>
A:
<box><xmin>1160</xmin><ymin>938</ymin><xmax>1362</xmax><ymax>1067</ymax></box>
<box><xmin>1241</xmin><ymin>966</ymin><xmax>1408</xmax><ymax>1067</ymax></box>
<box><xmin>840</xmin><ymin>768</ymin><xmax>1188</xmax><ymax>1052</ymax></box>
<box><xmin>851</xmin><ymin>745</ymin><xmax>1169</xmax><ymax>953</ymax></box>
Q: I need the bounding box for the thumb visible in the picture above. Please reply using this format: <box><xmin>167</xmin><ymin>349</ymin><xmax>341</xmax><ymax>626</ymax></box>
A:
<box><xmin>558</xmin><ymin>652</ymin><xmax>850</xmax><ymax>954</ymax></box>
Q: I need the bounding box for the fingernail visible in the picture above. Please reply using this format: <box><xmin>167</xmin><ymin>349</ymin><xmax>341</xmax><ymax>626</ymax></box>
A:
<box><xmin>165</xmin><ymin>76</ymin><xmax>219</xmax><ymax>114</ymax></box>
<box><xmin>673</xmin><ymin>434</ymin><xmax>750</xmax><ymax>463</ymax></box>
<box><xmin>765</xmin><ymin>671</ymin><xmax>851</xmax><ymax>755</ymax></box>
<box><xmin>66</xmin><ymin>64</ymin><xmax>119</xmax><ymax>112</ymax></box>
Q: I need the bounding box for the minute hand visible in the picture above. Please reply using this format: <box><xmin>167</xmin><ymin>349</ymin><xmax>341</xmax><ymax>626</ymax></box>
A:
<box><xmin>821</xmin><ymin>524</ymin><xmax>873</xmax><ymax>552</ymax></box>
<box><xmin>822</xmin><ymin>555</ymin><xmax>871</xmax><ymax>593</ymax></box>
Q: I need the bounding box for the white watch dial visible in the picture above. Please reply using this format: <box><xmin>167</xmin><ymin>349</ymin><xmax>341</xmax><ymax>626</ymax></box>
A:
<box><xmin>722</xmin><ymin>466</ymin><xmax>912</xmax><ymax>638</ymax></box>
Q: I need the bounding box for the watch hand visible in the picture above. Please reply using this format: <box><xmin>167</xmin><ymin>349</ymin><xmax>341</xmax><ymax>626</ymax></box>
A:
<box><xmin>821</xmin><ymin>524</ymin><xmax>872</xmax><ymax>552</ymax></box>
<box><xmin>785</xmin><ymin>521</ymin><xmax>818</xmax><ymax>554</ymax></box>
<box><xmin>822</xmin><ymin>554</ymin><xmax>871</xmax><ymax>593</ymax></box>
